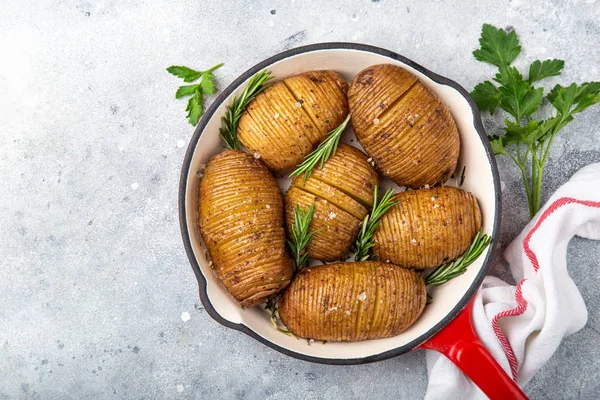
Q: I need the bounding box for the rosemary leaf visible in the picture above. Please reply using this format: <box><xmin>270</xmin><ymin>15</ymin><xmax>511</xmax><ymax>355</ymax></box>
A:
<box><xmin>286</xmin><ymin>204</ymin><xmax>319</xmax><ymax>271</ymax></box>
<box><xmin>289</xmin><ymin>114</ymin><xmax>351</xmax><ymax>183</ymax></box>
<box><xmin>423</xmin><ymin>230</ymin><xmax>491</xmax><ymax>286</ymax></box>
<box><xmin>353</xmin><ymin>186</ymin><xmax>398</xmax><ymax>262</ymax></box>
<box><xmin>219</xmin><ymin>69</ymin><xmax>274</xmax><ymax>150</ymax></box>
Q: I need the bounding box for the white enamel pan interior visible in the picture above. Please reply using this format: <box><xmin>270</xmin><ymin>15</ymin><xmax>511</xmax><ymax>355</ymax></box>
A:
<box><xmin>179</xmin><ymin>43</ymin><xmax>501</xmax><ymax>364</ymax></box>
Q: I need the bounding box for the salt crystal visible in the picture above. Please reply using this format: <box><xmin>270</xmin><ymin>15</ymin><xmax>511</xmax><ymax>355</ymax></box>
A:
<box><xmin>424</xmin><ymin>184</ymin><xmax>430</xmax><ymax>189</ymax></box>
<box><xmin>358</xmin><ymin>291</ymin><xmax>367</xmax><ymax>301</ymax></box>
<box><xmin>373</xmin><ymin>118</ymin><xmax>380</xmax><ymax>125</ymax></box>
<box><xmin>266</xmin><ymin>204</ymin><xmax>270</xmax><ymax>209</ymax></box>
<box><xmin>176</xmin><ymin>139</ymin><xmax>185</xmax><ymax>149</ymax></box>
<box><xmin>176</xmin><ymin>384</ymin><xmax>184</xmax><ymax>393</ymax></box>
<box><xmin>411</xmin><ymin>238</ymin><xmax>417</xmax><ymax>245</ymax></box>
<box><xmin>196</xmin><ymin>171</ymin><xmax>203</xmax><ymax>179</ymax></box>
<box><xmin>367</xmin><ymin>158</ymin><xmax>373</xmax><ymax>163</ymax></box>
<box><xmin>131</xmin><ymin>182</ymin><xmax>139</xmax><ymax>190</ymax></box>
<box><xmin>308</xmin><ymin>339</ymin><xmax>314</xmax><ymax>344</ymax></box>
<box><xmin>295</xmin><ymin>101</ymin><xmax>303</xmax><ymax>108</ymax></box>
<box><xmin>181</xmin><ymin>312</ymin><xmax>191</xmax><ymax>322</ymax></box>
<box><xmin>328</xmin><ymin>211</ymin><xmax>337</xmax><ymax>220</ymax></box>
<box><xmin>273</xmin><ymin>112</ymin><xmax>279</xmax><ymax>119</ymax></box>
<box><xmin>345</xmin><ymin>310</ymin><xmax>351</xmax><ymax>316</ymax></box>
<box><xmin>328</xmin><ymin>306</ymin><xmax>339</xmax><ymax>312</ymax></box>
<box><xmin>253</xmin><ymin>152</ymin><xmax>261</xmax><ymax>159</ymax></box>
<box><xmin>433</xmin><ymin>204</ymin><xmax>440</xmax><ymax>209</ymax></box>
<box><xmin>431</xmin><ymin>196</ymin><xmax>436</xmax><ymax>201</ymax></box>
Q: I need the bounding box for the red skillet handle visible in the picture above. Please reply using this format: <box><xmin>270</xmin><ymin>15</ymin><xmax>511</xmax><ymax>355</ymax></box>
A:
<box><xmin>417</xmin><ymin>297</ymin><xmax>528</xmax><ymax>400</ymax></box>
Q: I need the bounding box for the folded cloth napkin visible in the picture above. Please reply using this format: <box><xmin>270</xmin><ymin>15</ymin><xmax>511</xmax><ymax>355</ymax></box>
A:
<box><xmin>425</xmin><ymin>163</ymin><xmax>600</xmax><ymax>399</ymax></box>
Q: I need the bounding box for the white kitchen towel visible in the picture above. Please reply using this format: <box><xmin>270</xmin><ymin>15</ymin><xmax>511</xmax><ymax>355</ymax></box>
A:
<box><xmin>425</xmin><ymin>163</ymin><xmax>600</xmax><ymax>400</ymax></box>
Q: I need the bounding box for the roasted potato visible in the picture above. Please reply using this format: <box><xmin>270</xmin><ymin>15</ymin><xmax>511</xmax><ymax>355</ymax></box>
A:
<box><xmin>285</xmin><ymin>144</ymin><xmax>379</xmax><ymax>261</ymax></box>
<box><xmin>373</xmin><ymin>186</ymin><xmax>482</xmax><ymax>269</ymax></box>
<box><xmin>199</xmin><ymin>150</ymin><xmax>294</xmax><ymax>306</ymax></box>
<box><xmin>278</xmin><ymin>261</ymin><xmax>426</xmax><ymax>341</ymax></box>
<box><xmin>238</xmin><ymin>70</ymin><xmax>349</xmax><ymax>173</ymax></box>
<box><xmin>348</xmin><ymin>64</ymin><xmax>460</xmax><ymax>188</ymax></box>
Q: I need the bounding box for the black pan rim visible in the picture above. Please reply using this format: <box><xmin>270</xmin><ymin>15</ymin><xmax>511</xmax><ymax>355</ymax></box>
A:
<box><xmin>178</xmin><ymin>41</ymin><xmax>502</xmax><ymax>365</ymax></box>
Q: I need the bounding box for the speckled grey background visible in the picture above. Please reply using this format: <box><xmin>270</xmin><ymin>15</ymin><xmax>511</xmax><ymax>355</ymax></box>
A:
<box><xmin>1</xmin><ymin>0</ymin><xmax>599</xmax><ymax>399</ymax></box>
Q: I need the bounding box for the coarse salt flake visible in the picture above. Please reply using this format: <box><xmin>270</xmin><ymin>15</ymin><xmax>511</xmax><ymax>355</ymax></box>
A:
<box><xmin>431</xmin><ymin>196</ymin><xmax>436</xmax><ymax>201</ymax></box>
<box><xmin>345</xmin><ymin>310</ymin><xmax>351</xmax><ymax>316</ymax></box>
<box><xmin>373</xmin><ymin>118</ymin><xmax>380</xmax><ymax>125</ymax></box>
<box><xmin>367</xmin><ymin>158</ymin><xmax>373</xmax><ymax>163</ymax></box>
<box><xmin>181</xmin><ymin>312</ymin><xmax>191</xmax><ymax>322</ymax></box>
<box><xmin>433</xmin><ymin>204</ymin><xmax>440</xmax><ymax>209</ymax></box>
<box><xmin>328</xmin><ymin>306</ymin><xmax>339</xmax><ymax>312</ymax></box>
<box><xmin>411</xmin><ymin>238</ymin><xmax>417</xmax><ymax>245</ymax></box>
<box><xmin>273</xmin><ymin>112</ymin><xmax>279</xmax><ymax>119</ymax></box>
<box><xmin>358</xmin><ymin>291</ymin><xmax>367</xmax><ymax>301</ymax></box>
<box><xmin>308</xmin><ymin>339</ymin><xmax>314</xmax><ymax>344</ymax></box>
<box><xmin>253</xmin><ymin>152</ymin><xmax>261</xmax><ymax>159</ymax></box>
<box><xmin>266</xmin><ymin>204</ymin><xmax>270</xmax><ymax>209</ymax></box>
<box><xmin>328</xmin><ymin>211</ymin><xmax>337</xmax><ymax>220</ymax></box>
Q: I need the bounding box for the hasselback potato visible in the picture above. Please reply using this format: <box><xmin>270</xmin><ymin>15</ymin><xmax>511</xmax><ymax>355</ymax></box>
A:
<box><xmin>285</xmin><ymin>144</ymin><xmax>379</xmax><ymax>261</ymax></box>
<box><xmin>348</xmin><ymin>64</ymin><xmax>460</xmax><ymax>188</ymax></box>
<box><xmin>238</xmin><ymin>70</ymin><xmax>349</xmax><ymax>173</ymax></box>
<box><xmin>373</xmin><ymin>186</ymin><xmax>482</xmax><ymax>269</ymax></box>
<box><xmin>278</xmin><ymin>261</ymin><xmax>426</xmax><ymax>341</ymax></box>
<box><xmin>199</xmin><ymin>150</ymin><xmax>294</xmax><ymax>306</ymax></box>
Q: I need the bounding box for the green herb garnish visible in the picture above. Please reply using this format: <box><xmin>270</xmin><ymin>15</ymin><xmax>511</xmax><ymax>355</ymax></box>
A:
<box><xmin>167</xmin><ymin>63</ymin><xmax>223</xmax><ymax>126</ymax></box>
<box><xmin>423</xmin><ymin>230</ymin><xmax>491</xmax><ymax>286</ymax></box>
<box><xmin>219</xmin><ymin>69</ymin><xmax>274</xmax><ymax>150</ymax></box>
<box><xmin>287</xmin><ymin>204</ymin><xmax>319</xmax><ymax>271</ymax></box>
<box><xmin>289</xmin><ymin>114</ymin><xmax>351</xmax><ymax>183</ymax></box>
<box><xmin>354</xmin><ymin>186</ymin><xmax>398</xmax><ymax>262</ymax></box>
<box><xmin>471</xmin><ymin>24</ymin><xmax>600</xmax><ymax>217</ymax></box>
<box><xmin>265</xmin><ymin>298</ymin><xmax>297</xmax><ymax>338</ymax></box>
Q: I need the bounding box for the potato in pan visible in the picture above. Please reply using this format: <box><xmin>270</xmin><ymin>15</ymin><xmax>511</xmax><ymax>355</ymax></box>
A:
<box><xmin>373</xmin><ymin>186</ymin><xmax>482</xmax><ymax>269</ymax></box>
<box><xmin>238</xmin><ymin>70</ymin><xmax>349</xmax><ymax>173</ymax></box>
<box><xmin>278</xmin><ymin>261</ymin><xmax>427</xmax><ymax>341</ymax></box>
<box><xmin>285</xmin><ymin>144</ymin><xmax>379</xmax><ymax>261</ymax></box>
<box><xmin>348</xmin><ymin>64</ymin><xmax>460</xmax><ymax>188</ymax></box>
<box><xmin>198</xmin><ymin>150</ymin><xmax>294</xmax><ymax>307</ymax></box>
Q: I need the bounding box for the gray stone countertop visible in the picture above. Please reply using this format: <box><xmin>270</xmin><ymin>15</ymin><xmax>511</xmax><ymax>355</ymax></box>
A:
<box><xmin>1</xmin><ymin>0</ymin><xmax>599</xmax><ymax>398</ymax></box>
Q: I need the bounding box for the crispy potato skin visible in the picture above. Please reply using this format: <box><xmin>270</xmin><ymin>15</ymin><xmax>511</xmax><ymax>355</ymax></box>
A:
<box><xmin>284</xmin><ymin>144</ymin><xmax>378</xmax><ymax>261</ymax></box>
<box><xmin>373</xmin><ymin>187</ymin><xmax>482</xmax><ymax>269</ymax></box>
<box><xmin>198</xmin><ymin>150</ymin><xmax>294</xmax><ymax>306</ymax></box>
<box><xmin>278</xmin><ymin>262</ymin><xmax>426</xmax><ymax>341</ymax></box>
<box><xmin>238</xmin><ymin>70</ymin><xmax>349</xmax><ymax>173</ymax></box>
<box><xmin>348</xmin><ymin>64</ymin><xmax>460</xmax><ymax>188</ymax></box>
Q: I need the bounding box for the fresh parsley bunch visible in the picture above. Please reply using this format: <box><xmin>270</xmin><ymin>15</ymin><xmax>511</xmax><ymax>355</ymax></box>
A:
<box><xmin>471</xmin><ymin>24</ymin><xmax>600</xmax><ymax>217</ymax></box>
<box><xmin>167</xmin><ymin>63</ymin><xmax>223</xmax><ymax>126</ymax></box>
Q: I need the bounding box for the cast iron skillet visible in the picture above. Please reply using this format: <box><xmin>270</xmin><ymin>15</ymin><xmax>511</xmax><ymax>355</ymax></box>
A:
<box><xmin>179</xmin><ymin>43</ymin><xmax>527</xmax><ymax>399</ymax></box>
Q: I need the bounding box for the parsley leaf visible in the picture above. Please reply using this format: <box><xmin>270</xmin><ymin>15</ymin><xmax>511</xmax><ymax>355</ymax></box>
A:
<box><xmin>473</xmin><ymin>24</ymin><xmax>521</xmax><ymax>68</ymax></box>
<box><xmin>471</xmin><ymin>24</ymin><xmax>600</xmax><ymax>218</ymax></box>
<box><xmin>528</xmin><ymin>59</ymin><xmax>564</xmax><ymax>83</ymax></box>
<box><xmin>185</xmin><ymin>90</ymin><xmax>203</xmax><ymax>126</ymax></box>
<box><xmin>166</xmin><ymin>66</ymin><xmax>203</xmax><ymax>82</ymax></box>
<box><xmin>175</xmin><ymin>84</ymin><xmax>199</xmax><ymax>99</ymax></box>
<box><xmin>471</xmin><ymin>81</ymin><xmax>501</xmax><ymax>114</ymax></box>
<box><xmin>167</xmin><ymin>63</ymin><xmax>223</xmax><ymax>126</ymax></box>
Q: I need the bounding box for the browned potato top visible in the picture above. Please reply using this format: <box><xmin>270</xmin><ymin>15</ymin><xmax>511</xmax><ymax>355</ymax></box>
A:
<box><xmin>373</xmin><ymin>186</ymin><xmax>482</xmax><ymax>269</ymax></box>
<box><xmin>285</xmin><ymin>144</ymin><xmax>379</xmax><ymax>261</ymax></box>
<box><xmin>348</xmin><ymin>64</ymin><xmax>460</xmax><ymax>188</ymax></box>
<box><xmin>278</xmin><ymin>261</ymin><xmax>426</xmax><ymax>341</ymax></box>
<box><xmin>238</xmin><ymin>71</ymin><xmax>349</xmax><ymax>173</ymax></box>
<box><xmin>199</xmin><ymin>150</ymin><xmax>293</xmax><ymax>306</ymax></box>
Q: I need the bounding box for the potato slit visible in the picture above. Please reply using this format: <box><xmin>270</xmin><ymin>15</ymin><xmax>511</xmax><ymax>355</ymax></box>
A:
<box><xmin>281</xmin><ymin>80</ymin><xmax>326</xmax><ymax>135</ymax></box>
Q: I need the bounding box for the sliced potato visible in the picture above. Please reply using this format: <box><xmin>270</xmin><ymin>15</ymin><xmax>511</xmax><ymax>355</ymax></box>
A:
<box><xmin>348</xmin><ymin>64</ymin><xmax>460</xmax><ymax>188</ymax></box>
<box><xmin>373</xmin><ymin>187</ymin><xmax>482</xmax><ymax>269</ymax></box>
<box><xmin>199</xmin><ymin>150</ymin><xmax>293</xmax><ymax>306</ymax></box>
<box><xmin>278</xmin><ymin>261</ymin><xmax>427</xmax><ymax>341</ymax></box>
<box><xmin>285</xmin><ymin>144</ymin><xmax>378</xmax><ymax>261</ymax></box>
<box><xmin>238</xmin><ymin>71</ymin><xmax>349</xmax><ymax>173</ymax></box>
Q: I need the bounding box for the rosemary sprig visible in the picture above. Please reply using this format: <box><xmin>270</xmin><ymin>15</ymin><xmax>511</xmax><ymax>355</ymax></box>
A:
<box><xmin>265</xmin><ymin>298</ymin><xmax>297</xmax><ymax>338</ymax></box>
<box><xmin>219</xmin><ymin>69</ymin><xmax>274</xmax><ymax>150</ymax></box>
<box><xmin>289</xmin><ymin>114</ymin><xmax>351</xmax><ymax>183</ymax></box>
<box><xmin>423</xmin><ymin>230</ymin><xmax>491</xmax><ymax>286</ymax></box>
<box><xmin>287</xmin><ymin>204</ymin><xmax>319</xmax><ymax>271</ymax></box>
<box><xmin>354</xmin><ymin>186</ymin><xmax>398</xmax><ymax>262</ymax></box>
